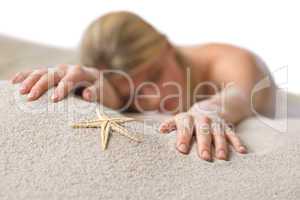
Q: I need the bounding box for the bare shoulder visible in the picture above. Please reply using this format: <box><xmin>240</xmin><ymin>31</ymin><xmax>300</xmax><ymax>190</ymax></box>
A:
<box><xmin>180</xmin><ymin>43</ymin><xmax>254</xmax><ymax>62</ymax></box>
<box><xmin>180</xmin><ymin>43</ymin><xmax>268</xmax><ymax>88</ymax></box>
<box><xmin>179</xmin><ymin>43</ymin><xmax>258</xmax><ymax>80</ymax></box>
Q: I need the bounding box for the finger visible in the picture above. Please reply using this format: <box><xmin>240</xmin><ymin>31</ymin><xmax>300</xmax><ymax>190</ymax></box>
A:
<box><xmin>225</xmin><ymin>124</ymin><xmax>247</xmax><ymax>154</ymax></box>
<box><xmin>82</xmin><ymin>84</ymin><xmax>97</xmax><ymax>102</ymax></box>
<box><xmin>159</xmin><ymin>118</ymin><xmax>176</xmax><ymax>134</ymax></box>
<box><xmin>51</xmin><ymin>77</ymin><xmax>75</xmax><ymax>102</ymax></box>
<box><xmin>82</xmin><ymin>78</ymin><xmax>120</xmax><ymax>109</ymax></box>
<box><xmin>194</xmin><ymin>116</ymin><xmax>212</xmax><ymax>161</ymax></box>
<box><xmin>70</xmin><ymin>65</ymin><xmax>100</xmax><ymax>102</ymax></box>
<box><xmin>174</xmin><ymin>113</ymin><xmax>194</xmax><ymax>154</ymax></box>
<box><xmin>51</xmin><ymin>69</ymin><xmax>89</xmax><ymax>102</ymax></box>
<box><xmin>11</xmin><ymin>70</ymin><xmax>33</xmax><ymax>84</ymax></box>
<box><xmin>82</xmin><ymin>78</ymin><xmax>108</xmax><ymax>102</ymax></box>
<box><xmin>19</xmin><ymin>68</ymin><xmax>47</xmax><ymax>94</ymax></box>
<box><xmin>211</xmin><ymin>121</ymin><xmax>228</xmax><ymax>160</ymax></box>
<box><xmin>27</xmin><ymin>70</ymin><xmax>62</xmax><ymax>101</ymax></box>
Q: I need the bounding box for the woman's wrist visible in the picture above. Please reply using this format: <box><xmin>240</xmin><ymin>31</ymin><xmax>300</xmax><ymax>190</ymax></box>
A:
<box><xmin>190</xmin><ymin>92</ymin><xmax>251</xmax><ymax>125</ymax></box>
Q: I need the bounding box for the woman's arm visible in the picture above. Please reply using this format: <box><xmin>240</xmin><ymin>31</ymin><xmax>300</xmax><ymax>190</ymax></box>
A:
<box><xmin>11</xmin><ymin>64</ymin><xmax>123</xmax><ymax>109</ymax></box>
<box><xmin>191</xmin><ymin>86</ymin><xmax>252</xmax><ymax>125</ymax></box>
<box><xmin>206</xmin><ymin>48</ymin><xmax>276</xmax><ymax>122</ymax></box>
<box><xmin>159</xmin><ymin>47</ymin><xmax>276</xmax><ymax>161</ymax></box>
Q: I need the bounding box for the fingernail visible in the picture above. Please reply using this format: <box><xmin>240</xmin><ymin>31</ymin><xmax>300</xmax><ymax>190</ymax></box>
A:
<box><xmin>239</xmin><ymin>146</ymin><xmax>247</xmax><ymax>153</ymax></box>
<box><xmin>159</xmin><ymin>125</ymin><xmax>166</xmax><ymax>133</ymax></box>
<box><xmin>201</xmin><ymin>150</ymin><xmax>211</xmax><ymax>161</ymax></box>
<box><xmin>159</xmin><ymin>124</ymin><xmax>169</xmax><ymax>133</ymax></box>
<box><xmin>177</xmin><ymin>144</ymin><xmax>188</xmax><ymax>153</ymax></box>
<box><xmin>85</xmin><ymin>90</ymin><xmax>92</xmax><ymax>101</ymax></box>
<box><xmin>19</xmin><ymin>86</ymin><xmax>26</xmax><ymax>93</ymax></box>
<box><xmin>218</xmin><ymin>150</ymin><xmax>227</xmax><ymax>160</ymax></box>
<box><xmin>51</xmin><ymin>93</ymin><xmax>58</xmax><ymax>101</ymax></box>
<box><xmin>28</xmin><ymin>91</ymin><xmax>37</xmax><ymax>100</ymax></box>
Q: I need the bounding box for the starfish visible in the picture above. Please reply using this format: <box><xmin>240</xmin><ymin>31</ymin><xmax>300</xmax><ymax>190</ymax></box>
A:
<box><xmin>71</xmin><ymin>108</ymin><xmax>142</xmax><ymax>150</ymax></box>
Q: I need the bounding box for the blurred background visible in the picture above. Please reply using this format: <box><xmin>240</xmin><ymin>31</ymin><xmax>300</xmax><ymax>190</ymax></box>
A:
<box><xmin>0</xmin><ymin>0</ymin><xmax>298</xmax><ymax>94</ymax></box>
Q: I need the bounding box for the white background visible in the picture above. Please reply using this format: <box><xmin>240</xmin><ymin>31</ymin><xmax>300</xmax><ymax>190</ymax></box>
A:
<box><xmin>0</xmin><ymin>0</ymin><xmax>299</xmax><ymax>94</ymax></box>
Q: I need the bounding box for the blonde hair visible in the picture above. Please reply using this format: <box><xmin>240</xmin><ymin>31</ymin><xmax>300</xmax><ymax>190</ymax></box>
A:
<box><xmin>80</xmin><ymin>11</ymin><xmax>169</xmax><ymax>71</ymax></box>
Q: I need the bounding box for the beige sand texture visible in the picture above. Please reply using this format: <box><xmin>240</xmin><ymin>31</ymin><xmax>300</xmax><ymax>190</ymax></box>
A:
<box><xmin>0</xmin><ymin>82</ymin><xmax>299</xmax><ymax>200</ymax></box>
<box><xmin>1</xmin><ymin>35</ymin><xmax>300</xmax><ymax>199</ymax></box>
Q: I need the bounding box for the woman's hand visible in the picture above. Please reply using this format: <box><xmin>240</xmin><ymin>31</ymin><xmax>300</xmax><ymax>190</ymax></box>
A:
<box><xmin>11</xmin><ymin>64</ymin><xmax>122</xmax><ymax>109</ymax></box>
<box><xmin>159</xmin><ymin>100</ymin><xmax>247</xmax><ymax>161</ymax></box>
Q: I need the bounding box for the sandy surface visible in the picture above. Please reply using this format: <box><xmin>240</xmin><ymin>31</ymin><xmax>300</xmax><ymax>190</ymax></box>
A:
<box><xmin>0</xmin><ymin>82</ymin><xmax>299</xmax><ymax>200</ymax></box>
<box><xmin>1</xmin><ymin>35</ymin><xmax>300</xmax><ymax>199</ymax></box>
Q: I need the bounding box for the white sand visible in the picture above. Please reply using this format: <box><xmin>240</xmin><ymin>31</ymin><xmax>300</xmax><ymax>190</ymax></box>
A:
<box><xmin>0</xmin><ymin>82</ymin><xmax>299</xmax><ymax>200</ymax></box>
<box><xmin>1</xmin><ymin>35</ymin><xmax>300</xmax><ymax>199</ymax></box>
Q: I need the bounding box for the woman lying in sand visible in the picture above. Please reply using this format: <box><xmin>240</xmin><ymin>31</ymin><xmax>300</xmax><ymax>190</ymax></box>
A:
<box><xmin>11</xmin><ymin>11</ymin><xmax>277</xmax><ymax>161</ymax></box>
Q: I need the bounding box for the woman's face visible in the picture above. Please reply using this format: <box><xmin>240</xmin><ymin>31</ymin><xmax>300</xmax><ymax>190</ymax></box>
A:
<box><xmin>108</xmin><ymin>48</ymin><xmax>187</xmax><ymax>113</ymax></box>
